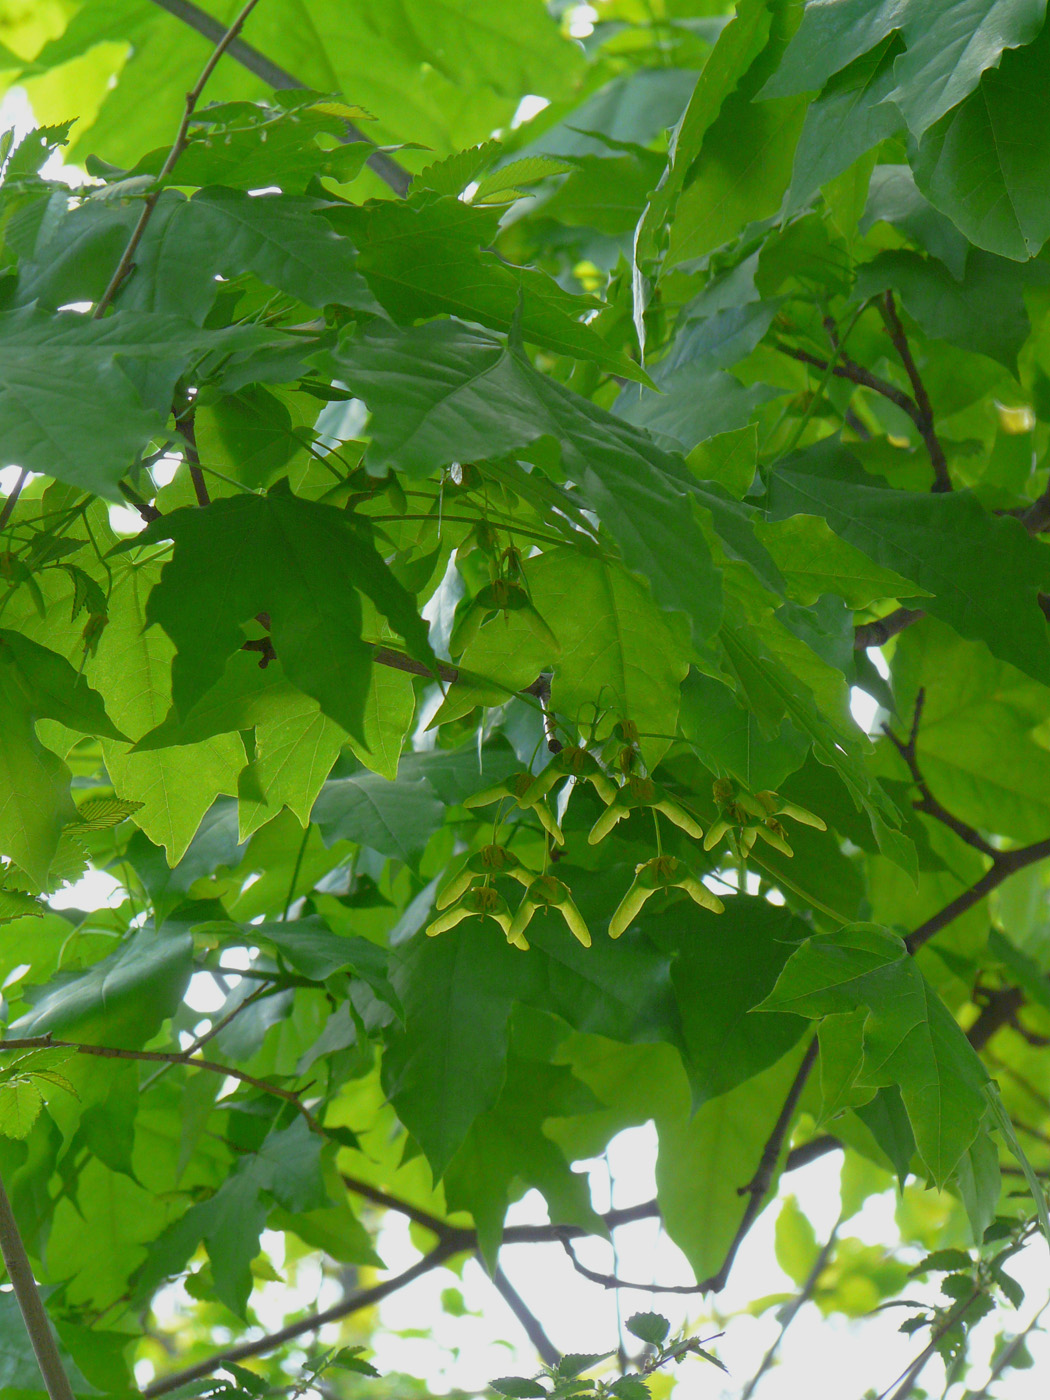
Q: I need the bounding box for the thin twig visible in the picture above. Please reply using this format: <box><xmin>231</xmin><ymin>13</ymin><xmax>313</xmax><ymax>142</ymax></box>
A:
<box><xmin>883</xmin><ymin>689</ymin><xmax>997</xmax><ymax>856</ymax></box>
<box><xmin>740</xmin><ymin>1219</ymin><xmax>840</xmax><ymax>1400</ymax></box>
<box><xmin>341</xmin><ymin>1174</ymin><xmax>458</xmax><ymax>1237</ymax></box>
<box><xmin>142</xmin><ymin>1241</ymin><xmax>462</xmax><ymax>1396</ymax></box>
<box><xmin>774</xmin><ymin>341</ymin><xmax>923</xmax><ymax>425</ymax></box>
<box><xmin>879</xmin><ymin>291</ymin><xmax>951</xmax><ymax>492</ymax></box>
<box><xmin>94</xmin><ymin>0</ymin><xmax>265</xmax><ymax>318</ymax></box>
<box><xmin>142</xmin><ymin>1201</ymin><xmax>662</xmax><ymax>1394</ymax></box>
<box><xmin>1021</xmin><ymin>486</ymin><xmax>1050</xmax><ymax>534</ymax></box>
<box><xmin>700</xmin><ymin>1036</ymin><xmax>821</xmax><ymax>1294</ymax></box>
<box><xmin>879</xmin><ymin>1284</ymin><xmax>984</xmax><ymax>1400</ymax></box>
<box><xmin>907</xmin><ymin>837</ymin><xmax>1050</xmax><ymax>954</ymax></box>
<box><xmin>341</xmin><ymin>1172</ymin><xmax>660</xmax><ymax>1247</ymax></box>
<box><xmin>0</xmin><ymin>1034</ymin><xmax>323</xmax><ymax>1134</ymax></box>
<box><xmin>118</xmin><ymin>481</ymin><xmax>162</xmax><ymax>523</ymax></box>
<box><xmin>0</xmin><ymin>467</ymin><xmax>28</xmax><ymax>530</ymax></box>
<box><xmin>0</xmin><ymin>1171</ymin><xmax>76</xmax><ymax>1400</ymax></box>
<box><xmin>147</xmin><ymin>0</ymin><xmax>409</xmax><ymax>194</ymax></box>
<box><xmin>854</xmin><ymin>607</ymin><xmax>926</xmax><ymax>650</ymax></box>
<box><xmin>175</xmin><ymin>407</ymin><xmax>210</xmax><ymax>507</ymax></box>
<box><xmin>965</xmin><ymin>1295</ymin><xmax>1050</xmax><ymax>1400</ymax></box>
<box><xmin>558</xmin><ymin>1232</ymin><xmax>707</xmax><ymax>1294</ymax></box>
<box><xmin>491</xmin><ymin>1265</ymin><xmax>560</xmax><ymax>1367</ymax></box>
<box><xmin>184</xmin><ymin>982</ymin><xmax>273</xmax><ymax>1056</ymax></box>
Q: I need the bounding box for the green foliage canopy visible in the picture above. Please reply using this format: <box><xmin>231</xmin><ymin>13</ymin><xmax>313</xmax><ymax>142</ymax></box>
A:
<box><xmin>1</xmin><ymin>0</ymin><xmax>1050</xmax><ymax>1395</ymax></box>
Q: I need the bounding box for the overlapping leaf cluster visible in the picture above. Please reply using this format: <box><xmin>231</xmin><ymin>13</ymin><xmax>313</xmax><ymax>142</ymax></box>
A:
<box><xmin>1</xmin><ymin>0</ymin><xmax>1050</xmax><ymax>1394</ymax></box>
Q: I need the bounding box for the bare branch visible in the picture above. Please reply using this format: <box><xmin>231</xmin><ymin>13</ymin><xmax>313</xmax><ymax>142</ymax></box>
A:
<box><xmin>175</xmin><ymin>407</ymin><xmax>210</xmax><ymax>508</ymax></box>
<box><xmin>740</xmin><ymin>1219</ymin><xmax>839</xmax><ymax>1400</ymax></box>
<box><xmin>558</xmin><ymin>1232</ymin><xmax>707</xmax><ymax>1294</ymax></box>
<box><xmin>879</xmin><ymin>1284</ymin><xmax>984</xmax><ymax>1400</ymax></box>
<box><xmin>341</xmin><ymin>1174</ymin><xmax>461</xmax><ymax>1239</ymax></box>
<box><xmin>774</xmin><ymin>340</ymin><xmax>922</xmax><ymax>423</ymax></box>
<box><xmin>142</xmin><ymin>1241</ymin><xmax>462</xmax><ymax>1396</ymax></box>
<box><xmin>142</xmin><ymin>1200</ymin><xmax>661</xmax><ymax>1393</ymax></box>
<box><xmin>907</xmin><ymin>837</ymin><xmax>1050</xmax><ymax>954</ymax></box>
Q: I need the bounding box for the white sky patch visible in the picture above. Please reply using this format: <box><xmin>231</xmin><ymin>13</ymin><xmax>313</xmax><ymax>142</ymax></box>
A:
<box><xmin>49</xmin><ymin>867</ymin><xmax>124</xmax><ymax>910</ymax></box>
<box><xmin>511</xmin><ymin>95</ymin><xmax>550</xmax><ymax>129</ymax></box>
<box><xmin>108</xmin><ymin>503</ymin><xmax>148</xmax><ymax>534</ymax></box>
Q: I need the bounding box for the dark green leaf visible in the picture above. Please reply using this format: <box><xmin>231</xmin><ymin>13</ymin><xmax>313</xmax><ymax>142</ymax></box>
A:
<box><xmin>625</xmin><ymin>1312</ymin><xmax>670</xmax><ymax>1345</ymax></box>
<box><xmin>142</xmin><ymin>488</ymin><xmax>434</xmax><ymax>745</ymax></box>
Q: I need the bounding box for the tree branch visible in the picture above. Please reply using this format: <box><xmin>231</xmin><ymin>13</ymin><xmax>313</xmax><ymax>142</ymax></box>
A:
<box><xmin>491</xmin><ymin>1265</ymin><xmax>560</xmax><ymax>1367</ymax></box>
<box><xmin>142</xmin><ymin>1201</ymin><xmax>661</xmax><ymax>1393</ymax></box>
<box><xmin>0</xmin><ymin>467</ymin><xmax>29</xmax><ymax>530</ymax></box>
<box><xmin>967</xmin><ymin>986</ymin><xmax>1027</xmax><ymax>1051</ymax></box>
<box><xmin>878</xmin><ymin>291</ymin><xmax>951</xmax><ymax>492</ymax></box>
<box><xmin>94</xmin><ymin>0</ymin><xmax>265</xmax><ymax>317</ymax></box>
<box><xmin>341</xmin><ymin>1174</ymin><xmax>461</xmax><ymax>1238</ymax></box>
<box><xmin>0</xmin><ymin>1035</ymin><xmax>324</xmax><ymax>1135</ymax></box>
<box><xmin>774</xmin><ymin>341</ymin><xmax>924</xmax><ymax>425</ymax></box>
<box><xmin>0</xmin><ymin>1171</ymin><xmax>76</xmax><ymax>1400</ymax></box>
<box><xmin>175</xmin><ymin>406</ymin><xmax>210</xmax><ymax>508</ymax></box>
<box><xmin>147</xmin><ymin>0</ymin><xmax>409</xmax><ymax>194</ymax></box>
<box><xmin>883</xmin><ymin>689</ymin><xmax>997</xmax><ymax>856</ymax></box>
<box><xmin>740</xmin><ymin>1219</ymin><xmax>839</xmax><ymax>1400</ymax></box>
<box><xmin>880</xmin><ymin>1284</ymin><xmax>984</xmax><ymax>1400</ymax></box>
<box><xmin>557</xmin><ymin>1232</ymin><xmax>707</xmax><ymax>1294</ymax></box>
<box><xmin>964</xmin><ymin>1296</ymin><xmax>1050</xmax><ymax>1400</ymax></box>
<box><xmin>700</xmin><ymin>1036</ymin><xmax>821</xmax><ymax>1294</ymax></box>
<box><xmin>906</xmin><ymin>837</ymin><xmax>1050</xmax><ymax>954</ymax></box>
<box><xmin>854</xmin><ymin>607</ymin><xmax>926</xmax><ymax>650</ymax></box>
<box><xmin>142</xmin><ymin>1241</ymin><xmax>462</xmax><ymax>1397</ymax></box>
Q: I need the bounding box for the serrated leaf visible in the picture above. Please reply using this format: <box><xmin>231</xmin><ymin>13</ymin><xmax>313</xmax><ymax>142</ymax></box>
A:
<box><xmin>625</xmin><ymin>1312</ymin><xmax>670</xmax><ymax>1345</ymax></box>
<box><xmin>557</xmin><ymin>1353</ymin><xmax>614</xmax><ymax>1378</ymax></box>
<box><xmin>0</xmin><ymin>890</ymin><xmax>45</xmax><ymax>922</ymax></box>
<box><xmin>67</xmin><ymin>797</ymin><xmax>144</xmax><ymax>831</ymax></box>
<box><xmin>608</xmin><ymin>1378</ymin><xmax>649</xmax><ymax>1400</ymax></box>
<box><xmin>910</xmin><ymin>1248</ymin><xmax>973</xmax><ymax>1275</ymax></box>
<box><xmin>693</xmin><ymin>1348</ymin><xmax>729</xmax><ymax>1374</ymax></box>
<box><xmin>490</xmin><ymin>1378</ymin><xmax>548</xmax><ymax>1398</ymax></box>
<box><xmin>0</xmin><ymin>1080</ymin><xmax>42</xmax><ymax>1138</ymax></box>
<box><xmin>473</xmin><ymin>155</ymin><xmax>572</xmax><ymax>203</ymax></box>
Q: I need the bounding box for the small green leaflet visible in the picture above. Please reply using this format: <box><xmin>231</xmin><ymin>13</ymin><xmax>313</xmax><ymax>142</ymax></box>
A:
<box><xmin>626</xmin><ymin>1312</ymin><xmax>669</xmax><ymax>1345</ymax></box>
<box><xmin>0</xmin><ymin>1045</ymin><xmax>79</xmax><ymax>1139</ymax></box>
<box><xmin>67</xmin><ymin>797</ymin><xmax>144</xmax><ymax>831</ymax></box>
